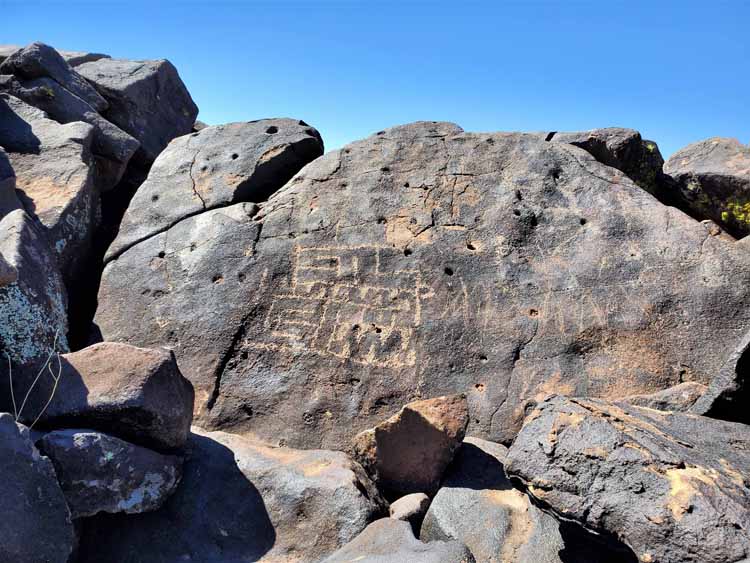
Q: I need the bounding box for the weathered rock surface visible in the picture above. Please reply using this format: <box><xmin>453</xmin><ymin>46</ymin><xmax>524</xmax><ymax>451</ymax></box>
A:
<box><xmin>505</xmin><ymin>395</ymin><xmax>750</xmax><ymax>563</ymax></box>
<box><xmin>0</xmin><ymin>414</ymin><xmax>74</xmax><ymax>563</ymax></box>
<box><xmin>38</xmin><ymin>429</ymin><xmax>182</xmax><ymax>518</ymax></box>
<box><xmin>421</xmin><ymin>437</ymin><xmax>564</xmax><ymax>563</ymax></box>
<box><xmin>31</xmin><ymin>342</ymin><xmax>194</xmax><ymax>451</ymax></box>
<box><xmin>323</xmin><ymin>518</ymin><xmax>476</xmax><ymax>563</ymax></box>
<box><xmin>59</xmin><ymin>49</ymin><xmax>109</xmax><ymax>67</ymax></box>
<box><xmin>0</xmin><ymin>45</ymin><xmax>20</xmax><ymax>64</ymax></box>
<box><xmin>389</xmin><ymin>492</ymin><xmax>431</xmax><ymax>528</ymax></box>
<box><xmin>105</xmin><ymin>118</ymin><xmax>324</xmax><ymax>261</ymax></box>
<box><xmin>353</xmin><ymin>394</ymin><xmax>469</xmax><ymax>497</ymax></box>
<box><xmin>0</xmin><ymin>93</ymin><xmax>99</xmax><ymax>276</ymax></box>
<box><xmin>665</xmin><ymin>137</ymin><xmax>750</xmax><ymax>237</ymax></box>
<box><xmin>77</xmin><ymin>57</ymin><xmax>198</xmax><ymax>163</ymax></box>
<box><xmin>94</xmin><ymin>121</ymin><xmax>750</xmax><ymax>449</ymax></box>
<box><xmin>0</xmin><ymin>251</ymin><xmax>16</xmax><ymax>285</ymax></box>
<box><xmin>78</xmin><ymin>428</ymin><xmax>385</xmax><ymax>563</ymax></box>
<box><xmin>0</xmin><ymin>41</ymin><xmax>108</xmax><ymax>112</ymax></box>
<box><xmin>623</xmin><ymin>381</ymin><xmax>707</xmax><ymax>412</ymax></box>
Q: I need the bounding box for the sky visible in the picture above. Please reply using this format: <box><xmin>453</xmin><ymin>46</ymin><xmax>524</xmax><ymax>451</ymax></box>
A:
<box><xmin>1</xmin><ymin>0</ymin><xmax>748</xmax><ymax>158</ymax></box>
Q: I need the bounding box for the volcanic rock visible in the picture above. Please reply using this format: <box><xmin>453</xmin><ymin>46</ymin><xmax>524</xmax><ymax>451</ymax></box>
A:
<box><xmin>352</xmin><ymin>394</ymin><xmax>469</xmax><ymax>497</ymax></box>
<box><xmin>622</xmin><ymin>381</ymin><xmax>707</xmax><ymax>412</ymax></box>
<box><xmin>389</xmin><ymin>492</ymin><xmax>431</xmax><ymax>528</ymax></box>
<box><xmin>77</xmin><ymin>428</ymin><xmax>385</xmax><ymax>563</ymax></box>
<box><xmin>505</xmin><ymin>395</ymin><xmax>750</xmax><ymax>563</ymax></box>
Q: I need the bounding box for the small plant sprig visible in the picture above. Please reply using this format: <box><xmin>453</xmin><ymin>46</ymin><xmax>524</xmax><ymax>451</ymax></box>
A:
<box><xmin>5</xmin><ymin>330</ymin><xmax>63</xmax><ymax>430</ymax></box>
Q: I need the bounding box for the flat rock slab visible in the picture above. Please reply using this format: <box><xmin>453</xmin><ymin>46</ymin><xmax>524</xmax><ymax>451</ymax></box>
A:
<box><xmin>94</xmin><ymin>121</ymin><xmax>750</xmax><ymax>449</ymax></box>
<box><xmin>0</xmin><ymin>414</ymin><xmax>74</xmax><ymax>563</ymax></box>
<box><xmin>505</xmin><ymin>395</ymin><xmax>750</xmax><ymax>563</ymax></box>
<box><xmin>665</xmin><ymin>137</ymin><xmax>750</xmax><ymax>237</ymax></box>
<box><xmin>105</xmin><ymin>118</ymin><xmax>324</xmax><ymax>261</ymax></box>
<box><xmin>421</xmin><ymin>437</ymin><xmax>564</xmax><ymax>563</ymax></box>
<box><xmin>77</xmin><ymin>57</ymin><xmax>198</xmax><ymax>163</ymax></box>
<box><xmin>78</xmin><ymin>428</ymin><xmax>385</xmax><ymax>563</ymax></box>
<box><xmin>323</xmin><ymin>518</ymin><xmax>476</xmax><ymax>563</ymax></box>
<box><xmin>38</xmin><ymin>429</ymin><xmax>182</xmax><ymax>518</ymax></box>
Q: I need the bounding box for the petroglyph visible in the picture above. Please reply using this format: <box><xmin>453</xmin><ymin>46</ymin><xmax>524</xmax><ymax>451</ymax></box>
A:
<box><xmin>247</xmin><ymin>245</ymin><xmax>433</xmax><ymax>367</ymax></box>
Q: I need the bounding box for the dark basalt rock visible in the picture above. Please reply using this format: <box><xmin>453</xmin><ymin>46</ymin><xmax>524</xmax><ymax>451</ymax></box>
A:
<box><xmin>622</xmin><ymin>381</ymin><xmax>707</xmax><ymax>412</ymax></box>
<box><xmin>665</xmin><ymin>137</ymin><xmax>750</xmax><ymax>238</ymax></box>
<box><xmin>0</xmin><ymin>414</ymin><xmax>75</xmax><ymax>563</ymax></box>
<box><xmin>505</xmin><ymin>395</ymin><xmax>750</xmax><ymax>563</ymax></box>
<box><xmin>78</xmin><ymin>428</ymin><xmax>385</xmax><ymax>563</ymax></box>
<box><xmin>95</xmin><ymin>121</ymin><xmax>750</xmax><ymax>449</ymax></box>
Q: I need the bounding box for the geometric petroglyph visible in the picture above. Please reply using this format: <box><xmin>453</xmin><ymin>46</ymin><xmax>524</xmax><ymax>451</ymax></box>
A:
<box><xmin>249</xmin><ymin>245</ymin><xmax>433</xmax><ymax>368</ymax></box>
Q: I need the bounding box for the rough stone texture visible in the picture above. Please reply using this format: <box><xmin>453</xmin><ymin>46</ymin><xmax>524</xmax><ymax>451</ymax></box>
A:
<box><xmin>665</xmin><ymin>137</ymin><xmax>750</xmax><ymax>237</ymax></box>
<box><xmin>77</xmin><ymin>57</ymin><xmax>198</xmax><ymax>163</ymax></box>
<box><xmin>94</xmin><ymin>122</ymin><xmax>750</xmax><ymax>449</ymax></box>
<box><xmin>389</xmin><ymin>492</ymin><xmax>431</xmax><ymax>527</ymax></box>
<box><xmin>353</xmin><ymin>394</ymin><xmax>469</xmax><ymax>497</ymax></box>
<box><xmin>0</xmin><ymin>252</ymin><xmax>16</xmax><ymax>285</ymax></box>
<box><xmin>505</xmin><ymin>395</ymin><xmax>750</xmax><ymax>563</ymax></box>
<box><xmin>59</xmin><ymin>49</ymin><xmax>110</xmax><ymax>67</ymax></box>
<box><xmin>38</xmin><ymin>429</ymin><xmax>182</xmax><ymax>518</ymax></box>
<box><xmin>0</xmin><ymin>41</ymin><xmax>108</xmax><ymax>112</ymax></box>
<box><xmin>0</xmin><ymin>74</ymin><xmax>140</xmax><ymax>189</ymax></box>
<box><xmin>78</xmin><ymin>428</ymin><xmax>385</xmax><ymax>563</ymax></box>
<box><xmin>323</xmin><ymin>518</ymin><xmax>476</xmax><ymax>563</ymax></box>
<box><xmin>421</xmin><ymin>437</ymin><xmax>564</xmax><ymax>563</ymax></box>
<box><xmin>546</xmin><ymin>127</ymin><xmax>668</xmax><ymax>198</ymax></box>
<box><xmin>622</xmin><ymin>381</ymin><xmax>707</xmax><ymax>412</ymax></box>
<box><xmin>691</xmin><ymin>326</ymin><xmax>750</xmax><ymax>424</ymax></box>
<box><xmin>0</xmin><ymin>147</ymin><xmax>21</xmax><ymax>215</ymax></box>
<box><xmin>30</xmin><ymin>342</ymin><xmax>194</xmax><ymax>451</ymax></box>
<box><xmin>0</xmin><ymin>93</ymin><xmax>99</xmax><ymax>277</ymax></box>
<box><xmin>0</xmin><ymin>414</ymin><xmax>75</xmax><ymax>563</ymax></box>
<box><xmin>105</xmin><ymin>118</ymin><xmax>324</xmax><ymax>261</ymax></box>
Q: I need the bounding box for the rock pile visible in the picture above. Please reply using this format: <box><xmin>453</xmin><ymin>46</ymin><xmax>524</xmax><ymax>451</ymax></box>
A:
<box><xmin>1</xmin><ymin>40</ymin><xmax>749</xmax><ymax>562</ymax></box>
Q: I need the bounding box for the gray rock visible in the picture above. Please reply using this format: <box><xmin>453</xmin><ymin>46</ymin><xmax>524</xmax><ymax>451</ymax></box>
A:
<box><xmin>59</xmin><ymin>49</ymin><xmax>110</xmax><ymax>67</ymax></box>
<box><xmin>77</xmin><ymin>57</ymin><xmax>198</xmax><ymax>163</ymax></box>
<box><xmin>323</xmin><ymin>518</ymin><xmax>476</xmax><ymax>563</ymax></box>
<box><xmin>389</xmin><ymin>492</ymin><xmax>430</xmax><ymax>527</ymax></box>
<box><xmin>0</xmin><ymin>146</ymin><xmax>22</xmax><ymax>215</ymax></box>
<box><xmin>0</xmin><ymin>42</ymin><xmax>108</xmax><ymax>112</ymax></box>
<box><xmin>78</xmin><ymin>428</ymin><xmax>385</xmax><ymax>563</ymax></box>
<box><xmin>664</xmin><ymin>137</ymin><xmax>750</xmax><ymax>237</ymax></box>
<box><xmin>94</xmin><ymin>122</ymin><xmax>750</xmax><ymax>449</ymax></box>
<box><xmin>0</xmin><ymin>74</ymin><xmax>139</xmax><ymax>189</ymax></box>
<box><xmin>421</xmin><ymin>437</ymin><xmax>564</xmax><ymax>563</ymax></box>
<box><xmin>0</xmin><ymin>45</ymin><xmax>20</xmax><ymax>64</ymax></box>
<box><xmin>0</xmin><ymin>252</ymin><xmax>16</xmax><ymax>286</ymax></box>
<box><xmin>105</xmin><ymin>118</ymin><xmax>324</xmax><ymax>261</ymax></box>
<box><xmin>505</xmin><ymin>395</ymin><xmax>750</xmax><ymax>563</ymax></box>
<box><xmin>0</xmin><ymin>413</ymin><xmax>74</xmax><ymax>563</ymax></box>
<box><xmin>0</xmin><ymin>93</ymin><xmax>99</xmax><ymax>277</ymax></box>
<box><xmin>353</xmin><ymin>394</ymin><xmax>469</xmax><ymax>498</ymax></box>
<box><xmin>623</xmin><ymin>381</ymin><xmax>707</xmax><ymax>412</ymax></box>
<box><xmin>32</xmin><ymin>342</ymin><xmax>194</xmax><ymax>451</ymax></box>
<box><xmin>38</xmin><ymin>429</ymin><xmax>182</xmax><ymax>518</ymax></box>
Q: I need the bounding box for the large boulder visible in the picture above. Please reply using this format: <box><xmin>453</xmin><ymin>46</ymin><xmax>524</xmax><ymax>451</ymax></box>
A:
<box><xmin>77</xmin><ymin>428</ymin><xmax>385</xmax><ymax>562</ymax></box>
<box><xmin>0</xmin><ymin>414</ymin><xmax>75</xmax><ymax>563</ymax></box>
<box><xmin>105</xmin><ymin>118</ymin><xmax>324</xmax><ymax>261</ymax></box>
<box><xmin>421</xmin><ymin>437</ymin><xmax>564</xmax><ymax>563</ymax></box>
<box><xmin>0</xmin><ymin>41</ymin><xmax>108</xmax><ymax>112</ymax></box>
<box><xmin>77</xmin><ymin>57</ymin><xmax>198</xmax><ymax>164</ymax></box>
<box><xmin>664</xmin><ymin>137</ymin><xmax>750</xmax><ymax>237</ymax></box>
<box><xmin>323</xmin><ymin>518</ymin><xmax>476</xmax><ymax>563</ymax></box>
<box><xmin>94</xmin><ymin>121</ymin><xmax>750</xmax><ymax>449</ymax></box>
<box><xmin>352</xmin><ymin>394</ymin><xmax>469</xmax><ymax>497</ymax></box>
<box><xmin>505</xmin><ymin>395</ymin><xmax>750</xmax><ymax>563</ymax></box>
<box><xmin>38</xmin><ymin>429</ymin><xmax>182</xmax><ymax>518</ymax></box>
<box><xmin>31</xmin><ymin>342</ymin><xmax>194</xmax><ymax>451</ymax></box>
<box><xmin>0</xmin><ymin>93</ymin><xmax>99</xmax><ymax>277</ymax></box>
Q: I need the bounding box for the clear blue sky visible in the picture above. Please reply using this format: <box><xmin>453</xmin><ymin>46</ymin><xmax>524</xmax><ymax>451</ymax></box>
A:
<box><xmin>2</xmin><ymin>1</ymin><xmax>748</xmax><ymax>157</ymax></box>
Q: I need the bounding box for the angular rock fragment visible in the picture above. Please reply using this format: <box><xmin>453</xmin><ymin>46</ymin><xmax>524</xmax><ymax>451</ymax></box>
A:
<box><xmin>389</xmin><ymin>492</ymin><xmax>431</xmax><ymax>528</ymax></box>
<box><xmin>38</xmin><ymin>429</ymin><xmax>182</xmax><ymax>518</ymax></box>
<box><xmin>623</xmin><ymin>381</ymin><xmax>707</xmax><ymax>412</ymax></box>
<box><xmin>105</xmin><ymin>118</ymin><xmax>324</xmax><ymax>261</ymax></box>
<box><xmin>28</xmin><ymin>342</ymin><xmax>194</xmax><ymax>451</ymax></box>
<box><xmin>353</xmin><ymin>394</ymin><xmax>469</xmax><ymax>498</ymax></box>
<box><xmin>0</xmin><ymin>414</ymin><xmax>74</xmax><ymax>563</ymax></box>
<box><xmin>421</xmin><ymin>437</ymin><xmax>564</xmax><ymax>563</ymax></box>
<box><xmin>77</xmin><ymin>428</ymin><xmax>385</xmax><ymax>563</ymax></box>
<box><xmin>323</xmin><ymin>518</ymin><xmax>476</xmax><ymax>563</ymax></box>
<box><xmin>506</xmin><ymin>395</ymin><xmax>750</xmax><ymax>563</ymax></box>
<box><xmin>665</xmin><ymin>137</ymin><xmax>750</xmax><ymax>237</ymax></box>
<box><xmin>0</xmin><ymin>41</ymin><xmax>108</xmax><ymax>112</ymax></box>
<box><xmin>77</xmin><ymin>57</ymin><xmax>198</xmax><ymax>163</ymax></box>
<box><xmin>59</xmin><ymin>49</ymin><xmax>109</xmax><ymax>67</ymax></box>
<box><xmin>0</xmin><ymin>93</ymin><xmax>99</xmax><ymax>276</ymax></box>
<box><xmin>95</xmin><ymin>121</ymin><xmax>750</xmax><ymax>449</ymax></box>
